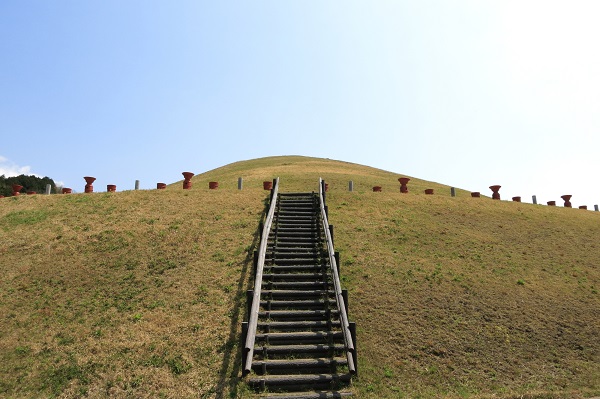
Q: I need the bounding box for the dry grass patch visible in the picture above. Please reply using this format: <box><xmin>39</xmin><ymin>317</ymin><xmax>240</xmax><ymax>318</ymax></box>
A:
<box><xmin>190</xmin><ymin>155</ymin><xmax>469</xmax><ymax>196</ymax></box>
<box><xmin>1</xmin><ymin>156</ymin><xmax>598</xmax><ymax>399</ymax></box>
<box><xmin>329</xmin><ymin>191</ymin><xmax>599</xmax><ymax>398</ymax></box>
<box><xmin>0</xmin><ymin>188</ymin><xmax>266</xmax><ymax>398</ymax></box>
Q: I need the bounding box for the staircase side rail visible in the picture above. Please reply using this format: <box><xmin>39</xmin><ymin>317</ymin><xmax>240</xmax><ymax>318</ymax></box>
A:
<box><xmin>243</xmin><ymin>177</ymin><xmax>280</xmax><ymax>375</ymax></box>
<box><xmin>318</xmin><ymin>178</ymin><xmax>357</xmax><ymax>374</ymax></box>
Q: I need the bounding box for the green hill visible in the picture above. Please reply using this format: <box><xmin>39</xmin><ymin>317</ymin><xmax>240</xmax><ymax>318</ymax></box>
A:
<box><xmin>0</xmin><ymin>156</ymin><xmax>598</xmax><ymax>399</ymax></box>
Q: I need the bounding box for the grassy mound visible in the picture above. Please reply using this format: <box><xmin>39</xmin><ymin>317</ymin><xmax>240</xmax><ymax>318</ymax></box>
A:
<box><xmin>0</xmin><ymin>156</ymin><xmax>598</xmax><ymax>398</ymax></box>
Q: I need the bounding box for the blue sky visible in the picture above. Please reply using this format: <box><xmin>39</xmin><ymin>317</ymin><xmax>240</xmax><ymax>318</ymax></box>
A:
<box><xmin>1</xmin><ymin>1</ymin><xmax>599</xmax><ymax>207</ymax></box>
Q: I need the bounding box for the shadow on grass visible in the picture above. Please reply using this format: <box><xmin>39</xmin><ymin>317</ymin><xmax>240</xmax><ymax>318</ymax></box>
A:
<box><xmin>215</xmin><ymin>196</ymin><xmax>270</xmax><ymax>399</ymax></box>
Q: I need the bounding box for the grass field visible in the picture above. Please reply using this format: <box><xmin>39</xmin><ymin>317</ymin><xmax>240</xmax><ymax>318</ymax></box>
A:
<box><xmin>0</xmin><ymin>156</ymin><xmax>598</xmax><ymax>398</ymax></box>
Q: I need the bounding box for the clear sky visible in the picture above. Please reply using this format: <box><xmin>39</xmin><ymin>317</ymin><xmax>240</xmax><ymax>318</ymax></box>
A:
<box><xmin>1</xmin><ymin>1</ymin><xmax>599</xmax><ymax>207</ymax></box>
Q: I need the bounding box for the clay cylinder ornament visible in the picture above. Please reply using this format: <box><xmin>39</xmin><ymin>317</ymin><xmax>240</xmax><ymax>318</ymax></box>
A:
<box><xmin>489</xmin><ymin>185</ymin><xmax>501</xmax><ymax>200</ymax></box>
<box><xmin>107</xmin><ymin>185</ymin><xmax>117</xmax><ymax>192</ymax></box>
<box><xmin>182</xmin><ymin>172</ymin><xmax>194</xmax><ymax>189</ymax></box>
<box><xmin>84</xmin><ymin>177</ymin><xmax>96</xmax><ymax>193</ymax></box>
<box><xmin>157</xmin><ymin>183</ymin><xmax>167</xmax><ymax>190</ymax></box>
<box><xmin>372</xmin><ymin>186</ymin><xmax>382</xmax><ymax>192</ymax></box>
<box><xmin>209</xmin><ymin>181</ymin><xmax>219</xmax><ymax>190</ymax></box>
<box><xmin>471</xmin><ymin>192</ymin><xmax>481</xmax><ymax>198</ymax></box>
<box><xmin>561</xmin><ymin>195</ymin><xmax>572</xmax><ymax>208</ymax></box>
<box><xmin>12</xmin><ymin>184</ymin><xmax>23</xmax><ymax>196</ymax></box>
<box><xmin>398</xmin><ymin>177</ymin><xmax>410</xmax><ymax>193</ymax></box>
<box><xmin>512</xmin><ymin>196</ymin><xmax>521</xmax><ymax>202</ymax></box>
<box><xmin>62</xmin><ymin>188</ymin><xmax>72</xmax><ymax>194</ymax></box>
<box><xmin>547</xmin><ymin>201</ymin><xmax>556</xmax><ymax>206</ymax></box>
<box><xmin>263</xmin><ymin>181</ymin><xmax>273</xmax><ymax>190</ymax></box>
<box><xmin>424</xmin><ymin>189</ymin><xmax>434</xmax><ymax>195</ymax></box>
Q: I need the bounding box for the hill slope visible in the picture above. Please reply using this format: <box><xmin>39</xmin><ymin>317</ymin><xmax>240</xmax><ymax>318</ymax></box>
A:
<box><xmin>0</xmin><ymin>156</ymin><xmax>598</xmax><ymax>399</ymax></box>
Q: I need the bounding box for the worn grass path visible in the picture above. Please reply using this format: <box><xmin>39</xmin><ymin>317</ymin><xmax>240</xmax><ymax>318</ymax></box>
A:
<box><xmin>0</xmin><ymin>156</ymin><xmax>598</xmax><ymax>398</ymax></box>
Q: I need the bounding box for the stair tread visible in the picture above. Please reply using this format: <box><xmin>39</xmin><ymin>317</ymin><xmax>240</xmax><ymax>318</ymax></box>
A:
<box><xmin>259</xmin><ymin>392</ymin><xmax>352</xmax><ymax>399</ymax></box>
<box><xmin>253</xmin><ymin>357</ymin><xmax>348</xmax><ymax>367</ymax></box>
<box><xmin>256</xmin><ymin>343</ymin><xmax>345</xmax><ymax>351</ymax></box>
<box><xmin>258</xmin><ymin>321</ymin><xmax>341</xmax><ymax>328</ymax></box>
<box><xmin>256</xmin><ymin>331</ymin><xmax>342</xmax><ymax>338</ymax></box>
<box><xmin>249</xmin><ymin>373</ymin><xmax>352</xmax><ymax>384</ymax></box>
<box><xmin>259</xmin><ymin>300</ymin><xmax>336</xmax><ymax>309</ymax></box>
<box><xmin>258</xmin><ymin>310</ymin><xmax>339</xmax><ymax>318</ymax></box>
<box><xmin>262</xmin><ymin>289</ymin><xmax>330</xmax><ymax>294</ymax></box>
<box><xmin>263</xmin><ymin>273</ymin><xmax>326</xmax><ymax>278</ymax></box>
<box><xmin>266</xmin><ymin>265</ymin><xmax>325</xmax><ymax>271</ymax></box>
<box><xmin>262</xmin><ymin>282</ymin><xmax>330</xmax><ymax>287</ymax></box>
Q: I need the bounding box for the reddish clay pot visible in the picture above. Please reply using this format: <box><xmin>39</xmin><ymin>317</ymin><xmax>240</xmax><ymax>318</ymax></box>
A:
<box><xmin>157</xmin><ymin>183</ymin><xmax>167</xmax><ymax>190</ymax></box>
<box><xmin>547</xmin><ymin>201</ymin><xmax>556</xmax><ymax>206</ymax></box>
<box><xmin>84</xmin><ymin>176</ymin><xmax>96</xmax><ymax>193</ymax></box>
<box><xmin>27</xmin><ymin>191</ymin><xmax>36</xmax><ymax>195</ymax></box>
<box><xmin>0</xmin><ymin>195</ymin><xmax>4</xmax><ymax>198</ymax></box>
<box><xmin>182</xmin><ymin>172</ymin><xmax>194</xmax><ymax>190</ymax></box>
<box><xmin>12</xmin><ymin>184</ymin><xmax>23</xmax><ymax>196</ymax></box>
<box><xmin>107</xmin><ymin>185</ymin><xmax>117</xmax><ymax>193</ymax></box>
<box><xmin>372</xmin><ymin>186</ymin><xmax>382</xmax><ymax>192</ymax></box>
<box><xmin>471</xmin><ymin>192</ymin><xmax>480</xmax><ymax>198</ymax></box>
<box><xmin>398</xmin><ymin>177</ymin><xmax>410</xmax><ymax>193</ymax></box>
<box><xmin>62</xmin><ymin>188</ymin><xmax>72</xmax><ymax>194</ymax></box>
<box><xmin>489</xmin><ymin>185</ymin><xmax>501</xmax><ymax>200</ymax></box>
<box><xmin>561</xmin><ymin>195</ymin><xmax>572</xmax><ymax>208</ymax></box>
<box><xmin>579</xmin><ymin>205</ymin><xmax>588</xmax><ymax>210</ymax></box>
<box><xmin>512</xmin><ymin>196</ymin><xmax>521</xmax><ymax>202</ymax></box>
<box><xmin>325</xmin><ymin>183</ymin><xmax>329</xmax><ymax>192</ymax></box>
<box><xmin>209</xmin><ymin>181</ymin><xmax>219</xmax><ymax>190</ymax></box>
<box><xmin>263</xmin><ymin>181</ymin><xmax>273</xmax><ymax>190</ymax></box>
<box><xmin>424</xmin><ymin>189</ymin><xmax>434</xmax><ymax>195</ymax></box>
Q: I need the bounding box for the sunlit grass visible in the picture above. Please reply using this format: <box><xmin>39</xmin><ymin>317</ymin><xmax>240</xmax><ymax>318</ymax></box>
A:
<box><xmin>0</xmin><ymin>155</ymin><xmax>598</xmax><ymax>398</ymax></box>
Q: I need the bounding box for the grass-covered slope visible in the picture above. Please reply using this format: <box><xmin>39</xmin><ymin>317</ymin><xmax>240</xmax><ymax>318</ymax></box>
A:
<box><xmin>0</xmin><ymin>156</ymin><xmax>598</xmax><ymax>399</ymax></box>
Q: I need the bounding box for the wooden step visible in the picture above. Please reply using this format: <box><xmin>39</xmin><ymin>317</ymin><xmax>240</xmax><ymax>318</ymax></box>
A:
<box><xmin>262</xmin><ymin>281</ymin><xmax>331</xmax><ymax>290</ymax></box>
<box><xmin>260</xmin><ymin>299</ymin><xmax>336</xmax><ymax>310</ymax></box>
<box><xmin>248</xmin><ymin>373</ymin><xmax>352</xmax><ymax>391</ymax></box>
<box><xmin>255</xmin><ymin>344</ymin><xmax>346</xmax><ymax>358</ymax></box>
<box><xmin>263</xmin><ymin>273</ymin><xmax>327</xmax><ymax>280</ymax></box>
<box><xmin>269</xmin><ymin>258</ymin><xmax>321</xmax><ymax>265</ymax></box>
<box><xmin>257</xmin><ymin>320</ymin><xmax>341</xmax><ymax>331</ymax></box>
<box><xmin>252</xmin><ymin>357</ymin><xmax>348</xmax><ymax>374</ymax></box>
<box><xmin>259</xmin><ymin>391</ymin><xmax>352</xmax><ymax>399</ymax></box>
<box><xmin>255</xmin><ymin>331</ymin><xmax>343</xmax><ymax>345</ymax></box>
<box><xmin>265</xmin><ymin>265</ymin><xmax>326</xmax><ymax>273</ymax></box>
<box><xmin>258</xmin><ymin>310</ymin><xmax>339</xmax><ymax>321</ymax></box>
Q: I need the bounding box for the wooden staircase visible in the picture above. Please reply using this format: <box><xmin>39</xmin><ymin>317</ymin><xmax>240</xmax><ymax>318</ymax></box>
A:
<box><xmin>242</xmin><ymin>180</ymin><xmax>356</xmax><ymax>398</ymax></box>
